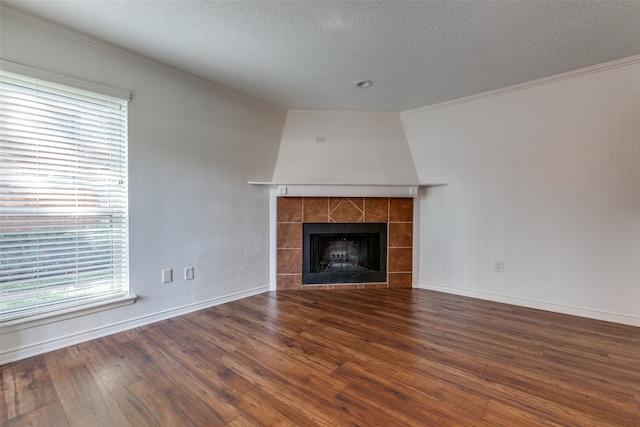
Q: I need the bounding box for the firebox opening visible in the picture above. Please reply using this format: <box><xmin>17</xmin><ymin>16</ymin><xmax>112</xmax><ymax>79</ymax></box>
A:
<box><xmin>303</xmin><ymin>223</ymin><xmax>387</xmax><ymax>285</ymax></box>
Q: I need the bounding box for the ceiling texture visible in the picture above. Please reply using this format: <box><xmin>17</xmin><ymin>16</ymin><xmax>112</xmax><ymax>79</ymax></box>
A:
<box><xmin>4</xmin><ymin>1</ymin><xmax>640</xmax><ymax>112</ymax></box>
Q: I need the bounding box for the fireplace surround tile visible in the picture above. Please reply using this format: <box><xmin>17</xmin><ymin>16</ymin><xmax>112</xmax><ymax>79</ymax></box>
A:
<box><xmin>388</xmin><ymin>272</ymin><xmax>413</xmax><ymax>288</ymax></box>
<box><xmin>277</xmin><ymin>197</ymin><xmax>302</xmax><ymax>222</ymax></box>
<box><xmin>329</xmin><ymin>198</ymin><xmax>364</xmax><ymax>223</ymax></box>
<box><xmin>364</xmin><ymin>198</ymin><xmax>389</xmax><ymax>222</ymax></box>
<box><xmin>330</xmin><ymin>197</ymin><xmax>364</xmax><ymax>212</ymax></box>
<box><xmin>277</xmin><ymin>223</ymin><xmax>302</xmax><ymax>249</ymax></box>
<box><xmin>389</xmin><ymin>198</ymin><xmax>413</xmax><ymax>222</ymax></box>
<box><xmin>277</xmin><ymin>274</ymin><xmax>303</xmax><ymax>290</ymax></box>
<box><xmin>303</xmin><ymin>198</ymin><xmax>329</xmax><ymax>222</ymax></box>
<box><xmin>389</xmin><ymin>222</ymin><xmax>413</xmax><ymax>248</ymax></box>
<box><xmin>388</xmin><ymin>247</ymin><xmax>413</xmax><ymax>272</ymax></box>
<box><xmin>277</xmin><ymin>196</ymin><xmax>413</xmax><ymax>290</ymax></box>
<box><xmin>277</xmin><ymin>248</ymin><xmax>302</xmax><ymax>274</ymax></box>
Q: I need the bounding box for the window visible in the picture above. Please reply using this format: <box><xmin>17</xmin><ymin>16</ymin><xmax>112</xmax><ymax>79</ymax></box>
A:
<box><xmin>1</xmin><ymin>63</ymin><xmax>130</xmax><ymax>322</ymax></box>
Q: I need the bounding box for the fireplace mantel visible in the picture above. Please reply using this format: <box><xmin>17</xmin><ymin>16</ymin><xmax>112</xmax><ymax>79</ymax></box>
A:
<box><xmin>248</xmin><ymin>182</ymin><xmax>446</xmax><ymax>198</ymax></box>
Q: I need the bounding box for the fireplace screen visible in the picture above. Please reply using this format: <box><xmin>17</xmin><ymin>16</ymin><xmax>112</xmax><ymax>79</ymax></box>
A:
<box><xmin>303</xmin><ymin>223</ymin><xmax>387</xmax><ymax>285</ymax></box>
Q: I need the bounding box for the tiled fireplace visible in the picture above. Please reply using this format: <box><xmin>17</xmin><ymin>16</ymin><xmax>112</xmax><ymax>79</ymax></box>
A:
<box><xmin>277</xmin><ymin>197</ymin><xmax>413</xmax><ymax>290</ymax></box>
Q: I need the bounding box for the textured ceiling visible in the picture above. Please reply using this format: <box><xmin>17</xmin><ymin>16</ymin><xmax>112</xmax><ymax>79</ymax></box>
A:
<box><xmin>4</xmin><ymin>1</ymin><xmax>640</xmax><ymax>112</ymax></box>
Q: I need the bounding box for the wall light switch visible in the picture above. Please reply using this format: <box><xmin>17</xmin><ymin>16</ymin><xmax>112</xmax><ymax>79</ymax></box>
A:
<box><xmin>495</xmin><ymin>261</ymin><xmax>504</xmax><ymax>273</ymax></box>
<box><xmin>162</xmin><ymin>268</ymin><xmax>173</xmax><ymax>283</ymax></box>
<box><xmin>185</xmin><ymin>266</ymin><xmax>195</xmax><ymax>281</ymax></box>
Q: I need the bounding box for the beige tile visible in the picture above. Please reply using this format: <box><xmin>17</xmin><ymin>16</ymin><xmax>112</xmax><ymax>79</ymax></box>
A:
<box><xmin>389</xmin><ymin>198</ymin><xmax>413</xmax><ymax>222</ymax></box>
<box><xmin>303</xmin><ymin>197</ymin><xmax>329</xmax><ymax>222</ymax></box>
<box><xmin>277</xmin><ymin>248</ymin><xmax>302</xmax><ymax>274</ymax></box>
<box><xmin>277</xmin><ymin>274</ymin><xmax>302</xmax><ymax>290</ymax></box>
<box><xmin>277</xmin><ymin>223</ymin><xmax>302</xmax><ymax>249</ymax></box>
<box><xmin>389</xmin><ymin>222</ymin><xmax>413</xmax><ymax>248</ymax></box>
<box><xmin>388</xmin><ymin>273</ymin><xmax>412</xmax><ymax>288</ymax></box>
<box><xmin>364</xmin><ymin>198</ymin><xmax>389</xmax><ymax>222</ymax></box>
<box><xmin>277</xmin><ymin>197</ymin><xmax>302</xmax><ymax>222</ymax></box>
<box><xmin>329</xmin><ymin>198</ymin><xmax>364</xmax><ymax>223</ymax></box>
<box><xmin>388</xmin><ymin>247</ymin><xmax>412</xmax><ymax>272</ymax></box>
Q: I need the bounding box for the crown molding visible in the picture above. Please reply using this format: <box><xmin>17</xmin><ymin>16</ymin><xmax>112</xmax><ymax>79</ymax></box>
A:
<box><xmin>402</xmin><ymin>54</ymin><xmax>640</xmax><ymax>117</ymax></box>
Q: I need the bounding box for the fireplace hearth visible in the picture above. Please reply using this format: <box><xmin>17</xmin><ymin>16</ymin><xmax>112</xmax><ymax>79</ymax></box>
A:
<box><xmin>303</xmin><ymin>223</ymin><xmax>387</xmax><ymax>285</ymax></box>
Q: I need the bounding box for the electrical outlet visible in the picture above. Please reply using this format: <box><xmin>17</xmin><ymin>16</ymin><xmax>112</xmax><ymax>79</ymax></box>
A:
<box><xmin>185</xmin><ymin>266</ymin><xmax>195</xmax><ymax>281</ymax></box>
<box><xmin>162</xmin><ymin>268</ymin><xmax>173</xmax><ymax>283</ymax></box>
<box><xmin>495</xmin><ymin>260</ymin><xmax>504</xmax><ymax>273</ymax></box>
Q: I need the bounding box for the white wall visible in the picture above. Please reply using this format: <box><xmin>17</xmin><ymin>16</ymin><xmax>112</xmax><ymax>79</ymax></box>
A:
<box><xmin>2</xmin><ymin>8</ymin><xmax>638</xmax><ymax>365</ymax></box>
<box><xmin>1</xmin><ymin>8</ymin><xmax>286</xmax><ymax>363</ymax></box>
<box><xmin>272</xmin><ymin>110</ymin><xmax>419</xmax><ymax>184</ymax></box>
<box><xmin>403</xmin><ymin>59</ymin><xmax>640</xmax><ymax>326</ymax></box>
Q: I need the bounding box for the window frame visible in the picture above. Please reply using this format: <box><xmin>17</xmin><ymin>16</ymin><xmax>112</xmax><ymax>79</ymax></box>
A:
<box><xmin>0</xmin><ymin>60</ymin><xmax>135</xmax><ymax>326</ymax></box>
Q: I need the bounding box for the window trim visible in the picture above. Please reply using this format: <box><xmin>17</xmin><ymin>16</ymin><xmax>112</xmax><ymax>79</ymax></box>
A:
<box><xmin>0</xmin><ymin>59</ymin><xmax>131</xmax><ymax>101</ymax></box>
<box><xmin>1</xmin><ymin>294</ymin><xmax>137</xmax><ymax>332</ymax></box>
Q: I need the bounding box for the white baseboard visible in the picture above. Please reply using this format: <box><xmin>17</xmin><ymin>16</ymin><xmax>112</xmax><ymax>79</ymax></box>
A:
<box><xmin>0</xmin><ymin>285</ymin><xmax>270</xmax><ymax>365</ymax></box>
<box><xmin>416</xmin><ymin>281</ymin><xmax>640</xmax><ymax>328</ymax></box>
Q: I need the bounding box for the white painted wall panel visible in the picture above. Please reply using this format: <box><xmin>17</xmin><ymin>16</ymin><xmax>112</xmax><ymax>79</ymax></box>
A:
<box><xmin>0</xmin><ymin>9</ymin><xmax>286</xmax><ymax>362</ymax></box>
<box><xmin>403</xmin><ymin>61</ymin><xmax>640</xmax><ymax>325</ymax></box>
<box><xmin>272</xmin><ymin>110</ymin><xmax>419</xmax><ymax>185</ymax></box>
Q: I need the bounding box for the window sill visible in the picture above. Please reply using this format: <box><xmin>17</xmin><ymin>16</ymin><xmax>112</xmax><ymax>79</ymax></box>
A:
<box><xmin>1</xmin><ymin>294</ymin><xmax>137</xmax><ymax>333</ymax></box>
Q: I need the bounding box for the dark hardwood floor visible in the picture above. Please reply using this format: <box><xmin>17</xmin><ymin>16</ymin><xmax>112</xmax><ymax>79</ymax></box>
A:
<box><xmin>2</xmin><ymin>289</ymin><xmax>640</xmax><ymax>426</ymax></box>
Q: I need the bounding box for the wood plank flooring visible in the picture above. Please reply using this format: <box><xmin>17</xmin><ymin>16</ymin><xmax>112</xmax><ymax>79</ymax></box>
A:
<box><xmin>2</xmin><ymin>289</ymin><xmax>639</xmax><ymax>426</ymax></box>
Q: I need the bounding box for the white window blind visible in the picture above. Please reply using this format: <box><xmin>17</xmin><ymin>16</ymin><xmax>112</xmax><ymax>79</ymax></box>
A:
<box><xmin>0</xmin><ymin>66</ymin><xmax>129</xmax><ymax>322</ymax></box>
